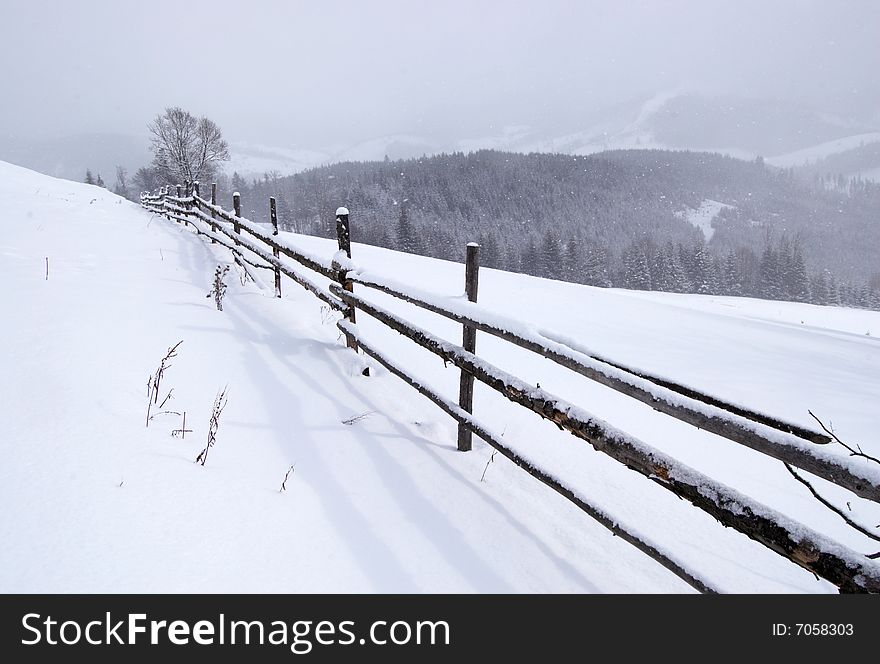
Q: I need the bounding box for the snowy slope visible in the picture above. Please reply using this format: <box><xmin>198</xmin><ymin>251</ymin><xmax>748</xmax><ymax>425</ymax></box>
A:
<box><xmin>225</xmin><ymin>142</ymin><xmax>332</xmax><ymax>178</ymax></box>
<box><xmin>2</xmin><ymin>161</ymin><xmax>880</xmax><ymax>593</ymax></box>
<box><xmin>674</xmin><ymin>199</ymin><xmax>735</xmax><ymax>240</ymax></box>
<box><xmin>766</xmin><ymin>132</ymin><xmax>880</xmax><ymax>168</ymax></box>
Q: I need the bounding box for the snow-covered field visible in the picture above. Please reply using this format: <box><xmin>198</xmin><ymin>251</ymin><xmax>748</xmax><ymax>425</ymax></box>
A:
<box><xmin>2</xmin><ymin>160</ymin><xmax>879</xmax><ymax>593</ymax></box>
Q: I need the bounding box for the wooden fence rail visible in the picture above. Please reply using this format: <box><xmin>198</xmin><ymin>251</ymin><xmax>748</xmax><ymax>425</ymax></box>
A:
<box><xmin>140</xmin><ymin>186</ymin><xmax>880</xmax><ymax>593</ymax></box>
<box><xmin>344</xmin><ymin>273</ymin><xmax>880</xmax><ymax>502</ymax></box>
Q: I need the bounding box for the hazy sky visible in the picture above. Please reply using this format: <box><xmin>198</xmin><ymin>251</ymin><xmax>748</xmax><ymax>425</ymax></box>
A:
<box><xmin>1</xmin><ymin>0</ymin><xmax>878</xmax><ymax>148</ymax></box>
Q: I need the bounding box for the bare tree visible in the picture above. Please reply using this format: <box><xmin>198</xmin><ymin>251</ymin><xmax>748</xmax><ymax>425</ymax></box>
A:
<box><xmin>132</xmin><ymin>165</ymin><xmax>163</xmax><ymax>194</ymax></box>
<box><xmin>114</xmin><ymin>166</ymin><xmax>129</xmax><ymax>199</ymax></box>
<box><xmin>148</xmin><ymin>107</ymin><xmax>230</xmax><ymax>186</ymax></box>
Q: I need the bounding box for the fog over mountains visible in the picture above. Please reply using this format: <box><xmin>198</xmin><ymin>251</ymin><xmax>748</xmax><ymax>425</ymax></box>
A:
<box><xmin>3</xmin><ymin>92</ymin><xmax>879</xmax><ymax>184</ymax></box>
<box><xmin>2</xmin><ymin>1</ymin><xmax>877</xmax><ymax>309</ymax></box>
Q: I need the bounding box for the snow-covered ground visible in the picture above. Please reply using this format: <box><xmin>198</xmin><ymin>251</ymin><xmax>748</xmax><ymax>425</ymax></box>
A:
<box><xmin>674</xmin><ymin>199</ymin><xmax>735</xmax><ymax>240</ymax></box>
<box><xmin>2</xmin><ymin>160</ymin><xmax>879</xmax><ymax>593</ymax></box>
<box><xmin>766</xmin><ymin>132</ymin><xmax>880</xmax><ymax>168</ymax></box>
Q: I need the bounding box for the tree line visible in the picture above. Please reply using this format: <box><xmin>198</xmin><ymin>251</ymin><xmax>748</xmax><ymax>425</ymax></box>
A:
<box><xmin>229</xmin><ymin>149</ymin><xmax>880</xmax><ymax>310</ymax></box>
<box><xmin>122</xmin><ymin>109</ymin><xmax>880</xmax><ymax>310</ymax></box>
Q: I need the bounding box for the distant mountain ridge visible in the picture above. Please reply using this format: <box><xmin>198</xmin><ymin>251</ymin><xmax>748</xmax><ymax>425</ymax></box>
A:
<box><xmin>228</xmin><ymin>93</ymin><xmax>880</xmax><ymax>182</ymax></box>
<box><xmin>2</xmin><ymin>93</ymin><xmax>878</xmax><ymax>185</ymax></box>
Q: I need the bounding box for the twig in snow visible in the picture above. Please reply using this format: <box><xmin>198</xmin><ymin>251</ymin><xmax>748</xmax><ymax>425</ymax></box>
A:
<box><xmin>342</xmin><ymin>411</ymin><xmax>374</xmax><ymax>426</ymax></box>
<box><xmin>45</xmin><ymin>257</ymin><xmax>48</xmax><ymax>280</ymax></box>
<box><xmin>783</xmin><ymin>462</ymin><xmax>880</xmax><ymax>543</ymax></box>
<box><xmin>196</xmin><ymin>387</ymin><xmax>228</xmax><ymax>466</ymax></box>
<box><xmin>808</xmin><ymin>410</ymin><xmax>880</xmax><ymax>466</ymax></box>
<box><xmin>280</xmin><ymin>464</ymin><xmax>295</xmax><ymax>492</ymax></box>
<box><xmin>206</xmin><ymin>265</ymin><xmax>230</xmax><ymax>311</ymax></box>
<box><xmin>148</xmin><ymin>409</ymin><xmax>181</xmax><ymax>421</ymax></box>
<box><xmin>171</xmin><ymin>411</ymin><xmax>193</xmax><ymax>439</ymax></box>
<box><xmin>481</xmin><ymin>450</ymin><xmax>498</xmax><ymax>483</ymax></box>
<box><xmin>159</xmin><ymin>388</ymin><xmax>174</xmax><ymax>409</ymax></box>
<box><xmin>233</xmin><ymin>256</ymin><xmax>256</xmax><ymax>285</ymax></box>
<box><xmin>146</xmin><ymin>340</ymin><xmax>183</xmax><ymax>426</ymax></box>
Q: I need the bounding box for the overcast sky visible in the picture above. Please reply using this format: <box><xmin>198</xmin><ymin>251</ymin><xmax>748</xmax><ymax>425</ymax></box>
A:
<box><xmin>1</xmin><ymin>0</ymin><xmax>878</xmax><ymax>148</ymax></box>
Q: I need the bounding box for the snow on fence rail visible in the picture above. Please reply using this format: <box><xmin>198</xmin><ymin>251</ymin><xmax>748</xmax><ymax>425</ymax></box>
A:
<box><xmin>140</xmin><ymin>184</ymin><xmax>880</xmax><ymax>593</ymax></box>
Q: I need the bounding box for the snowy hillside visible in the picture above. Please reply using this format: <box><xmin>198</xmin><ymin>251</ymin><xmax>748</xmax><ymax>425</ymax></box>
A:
<box><xmin>2</xmin><ymin>161</ymin><xmax>880</xmax><ymax>593</ymax></box>
<box><xmin>225</xmin><ymin>142</ymin><xmax>332</xmax><ymax>178</ymax></box>
<box><xmin>674</xmin><ymin>199</ymin><xmax>735</xmax><ymax>241</ymax></box>
<box><xmin>766</xmin><ymin>132</ymin><xmax>880</xmax><ymax>168</ymax></box>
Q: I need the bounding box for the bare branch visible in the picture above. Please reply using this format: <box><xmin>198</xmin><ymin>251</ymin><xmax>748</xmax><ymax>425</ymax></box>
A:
<box><xmin>196</xmin><ymin>387</ymin><xmax>228</xmax><ymax>466</ymax></box>
<box><xmin>159</xmin><ymin>388</ymin><xmax>174</xmax><ymax>409</ymax></box>
<box><xmin>808</xmin><ymin>410</ymin><xmax>880</xmax><ymax>466</ymax></box>
<box><xmin>146</xmin><ymin>340</ymin><xmax>183</xmax><ymax>426</ymax></box>
<box><xmin>342</xmin><ymin>411</ymin><xmax>374</xmax><ymax>426</ymax></box>
<box><xmin>280</xmin><ymin>464</ymin><xmax>295</xmax><ymax>492</ymax></box>
<box><xmin>481</xmin><ymin>450</ymin><xmax>498</xmax><ymax>483</ymax></box>
<box><xmin>783</xmin><ymin>462</ymin><xmax>880</xmax><ymax>543</ymax></box>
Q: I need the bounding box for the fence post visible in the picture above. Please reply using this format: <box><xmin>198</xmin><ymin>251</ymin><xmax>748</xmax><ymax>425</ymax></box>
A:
<box><xmin>187</xmin><ymin>181</ymin><xmax>198</xmax><ymax>228</ymax></box>
<box><xmin>457</xmin><ymin>242</ymin><xmax>480</xmax><ymax>451</ymax></box>
<box><xmin>334</xmin><ymin>206</ymin><xmax>361</xmax><ymax>357</ymax></box>
<box><xmin>210</xmin><ymin>182</ymin><xmax>217</xmax><ymax>242</ymax></box>
<box><xmin>270</xmin><ymin>196</ymin><xmax>281</xmax><ymax>298</ymax></box>
<box><xmin>163</xmin><ymin>187</ymin><xmax>171</xmax><ymax>220</ymax></box>
<box><xmin>336</xmin><ymin>206</ymin><xmax>352</xmax><ymax>257</ymax></box>
<box><xmin>232</xmin><ymin>191</ymin><xmax>241</xmax><ymax>245</ymax></box>
<box><xmin>176</xmin><ymin>184</ymin><xmax>182</xmax><ymax>198</ymax></box>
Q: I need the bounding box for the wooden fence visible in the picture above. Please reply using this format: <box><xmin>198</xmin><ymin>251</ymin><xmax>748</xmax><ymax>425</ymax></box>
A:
<box><xmin>140</xmin><ymin>184</ymin><xmax>880</xmax><ymax>593</ymax></box>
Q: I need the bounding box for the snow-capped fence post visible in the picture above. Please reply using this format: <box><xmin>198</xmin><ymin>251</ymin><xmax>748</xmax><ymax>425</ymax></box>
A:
<box><xmin>457</xmin><ymin>242</ymin><xmax>480</xmax><ymax>451</ymax></box>
<box><xmin>176</xmin><ymin>184</ymin><xmax>182</xmax><ymax>198</ymax></box>
<box><xmin>334</xmin><ymin>206</ymin><xmax>360</xmax><ymax>355</ymax></box>
<box><xmin>336</xmin><ymin>206</ymin><xmax>352</xmax><ymax>258</ymax></box>
<box><xmin>210</xmin><ymin>182</ymin><xmax>218</xmax><ymax>241</ymax></box>
<box><xmin>270</xmin><ymin>196</ymin><xmax>281</xmax><ymax>298</ymax></box>
<box><xmin>185</xmin><ymin>181</ymin><xmax>197</xmax><ymax>228</ymax></box>
<box><xmin>232</xmin><ymin>192</ymin><xmax>241</xmax><ymax>245</ymax></box>
<box><xmin>163</xmin><ymin>187</ymin><xmax>171</xmax><ymax>221</ymax></box>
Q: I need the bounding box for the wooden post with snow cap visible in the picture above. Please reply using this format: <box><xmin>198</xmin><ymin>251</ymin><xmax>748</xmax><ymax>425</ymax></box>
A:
<box><xmin>163</xmin><ymin>186</ymin><xmax>171</xmax><ymax>220</ymax></box>
<box><xmin>188</xmin><ymin>181</ymin><xmax>199</xmax><ymax>228</ymax></box>
<box><xmin>270</xmin><ymin>196</ymin><xmax>281</xmax><ymax>298</ymax></box>
<box><xmin>335</xmin><ymin>206</ymin><xmax>352</xmax><ymax>258</ymax></box>
<box><xmin>174</xmin><ymin>185</ymin><xmax>182</xmax><ymax>225</ymax></box>
<box><xmin>232</xmin><ymin>191</ymin><xmax>241</xmax><ymax>245</ymax></box>
<box><xmin>333</xmin><ymin>206</ymin><xmax>362</xmax><ymax>360</ymax></box>
<box><xmin>457</xmin><ymin>242</ymin><xmax>480</xmax><ymax>451</ymax></box>
<box><xmin>210</xmin><ymin>182</ymin><xmax>218</xmax><ymax>240</ymax></box>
